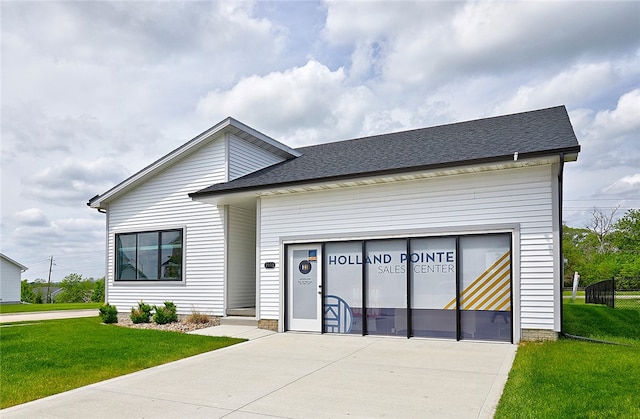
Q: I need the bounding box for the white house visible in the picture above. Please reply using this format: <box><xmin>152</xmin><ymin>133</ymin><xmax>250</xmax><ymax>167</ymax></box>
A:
<box><xmin>0</xmin><ymin>253</ymin><xmax>28</xmax><ymax>304</ymax></box>
<box><xmin>89</xmin><ymin>106</ymin><xmax>580</xmax><ymax>343</ymax></box>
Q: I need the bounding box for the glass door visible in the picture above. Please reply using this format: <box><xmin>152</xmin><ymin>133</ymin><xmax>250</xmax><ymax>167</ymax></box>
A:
<box><xmin>287</xmin><ymin>244</ymin><xmax>322</xmax><ymax>332</ymax></box>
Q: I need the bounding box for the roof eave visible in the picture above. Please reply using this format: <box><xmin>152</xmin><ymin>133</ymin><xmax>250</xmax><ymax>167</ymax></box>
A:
<box><xmin>190</xmin><ymin>146</ymin><xmax>581</xmax><ymax>200</ymax></box>
<box><xmin>0</xmin><ymin>253</ymin><xmax>28</xmax><ymax>271</ymax></box>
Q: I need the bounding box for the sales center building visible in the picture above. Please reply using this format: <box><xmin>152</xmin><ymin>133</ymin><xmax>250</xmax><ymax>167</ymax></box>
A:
<box><xmin>89</xmin><ymin>106</ymin><xmax>581</xmax><ymax>343</ymax></box>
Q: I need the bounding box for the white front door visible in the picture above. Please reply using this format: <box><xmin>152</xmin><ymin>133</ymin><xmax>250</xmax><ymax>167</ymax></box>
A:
<box><xmin>287</xmin><ymin>244</ymin><xmax>322</xmax><ymax>332</ymax></box>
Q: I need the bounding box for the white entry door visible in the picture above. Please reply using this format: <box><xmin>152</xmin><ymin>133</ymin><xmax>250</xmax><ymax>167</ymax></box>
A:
<box><xmin>287</xmin><ymin>244</ymin><xmax>322</xmax><ymax>332</ymax></box>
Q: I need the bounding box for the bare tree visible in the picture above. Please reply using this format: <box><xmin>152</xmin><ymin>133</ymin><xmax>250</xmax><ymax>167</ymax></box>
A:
<box><xmin>585</xmin><ymin>206</ymin><xmax>620</xmax><ymax>254</ymax></box>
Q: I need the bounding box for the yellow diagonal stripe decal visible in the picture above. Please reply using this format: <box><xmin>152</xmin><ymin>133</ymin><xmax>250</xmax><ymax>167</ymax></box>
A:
<box><xmin>444</xmin><ymin>250</ymin><xmax>511</xmax><ymax>310</ymax></box>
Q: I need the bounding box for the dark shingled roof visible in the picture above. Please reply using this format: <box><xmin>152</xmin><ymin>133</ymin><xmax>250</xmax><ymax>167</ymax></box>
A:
<box><xmin>191</xmin><ymin>106</ymin><xmax>580</xmax><ymax>198</ymax></box>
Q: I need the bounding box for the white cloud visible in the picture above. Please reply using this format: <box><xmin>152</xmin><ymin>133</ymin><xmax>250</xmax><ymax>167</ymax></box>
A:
<box><xmin>22</xmin><ymin>157</ymin><xmax>130</xmax><ymax>206</ymax></box>
<box><xmin>14</xmin><ymin>208</ymin><xmax>50</xmax><ymax>227</ymax></box>
<box><xmin>570</xmin><ymin>89</ymin><xmax>640</xmax><ymax>169</ymax></box>
<box><xmin>603</xmin><ymin>174</ymin><xmax>640</xmax><ymax>197</ymax></box>
<box><xmin>197</xmin><ymin>60</ymin><xmax>376</xmax><ymax>145</ymax></box>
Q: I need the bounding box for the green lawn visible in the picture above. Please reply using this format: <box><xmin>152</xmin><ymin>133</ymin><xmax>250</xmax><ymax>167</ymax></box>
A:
<box><xmin>0</xmin><ymin>317</ymin><xmax>244</xmax><ymax>408</ymax></box>
<box><xmin>0</xmin><ymin>302</ymin><xmax>102</xmax><ymax>314</ymax></box>
<box><xmin>495</xmin><ymin>302</ymin><xmax>640</xmax><ymax>418</ymax></box>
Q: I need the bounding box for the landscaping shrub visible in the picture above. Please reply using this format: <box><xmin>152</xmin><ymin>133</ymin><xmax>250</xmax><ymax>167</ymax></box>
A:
<box><xmin>153</xmin><ymin>301</ymin><xmax>178</xmax><ymax>324</ymax></box>
<box><xmin>130</xmin><ymin>301</ymin><xmax>152</xmax><ymax>324</ymax></box>
<box><xmin>99</xmin><ymin>303</ymin><xmax>118</xmax><ymax>324</ymax></box>
<box><xmin>186</xmin><ymin>309</ymin><xmax>210</xmax><ymax>324</ymax></box>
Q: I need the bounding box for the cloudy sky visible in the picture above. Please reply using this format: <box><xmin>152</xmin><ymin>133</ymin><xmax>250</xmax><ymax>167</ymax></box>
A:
<box><xmin>1</xmin><ymin>1</ymin><xmax>638</xmax><ymax>282</ymax></box>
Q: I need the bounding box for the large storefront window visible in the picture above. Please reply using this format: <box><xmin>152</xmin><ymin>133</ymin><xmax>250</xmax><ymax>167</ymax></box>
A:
<box><xmin>366</xmin><ymin>240</ymin><xmax>407</xmax><ymax>336</ymax></box>
<box><xmin>325</xmin><ymin>242</ymin><xmax>362</xmax><ymax>334</ymax></box>
<box><xmin>313</xmin><ymin>233</ymin><xmax>512</xmax><ymax>341</ymax></box>
<box><xmin>459</xmin><ymin>235</ymin><xmax>511</xmax><ymax>341</ymax></box>
<box><xmin>410</xmin><ymin>237</ymin><xmax>457</xmax><ymax>338</ymax></box>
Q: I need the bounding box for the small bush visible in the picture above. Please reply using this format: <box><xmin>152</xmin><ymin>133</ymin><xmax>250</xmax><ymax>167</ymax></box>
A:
<box><xmin>153</xmin><ymin>301</ymin><xmax>178</xmax><ymax>325</ymax></box>
<box><xmin>186</xmin><ymin>310</ymin><xmax>210</xmax><ymax>324</ymax></box>
<box><xmin>99</xmin><ymin>303</ymin><xmax>118</xmax><ymax>324</ymax></box>
<box><xmin>130</xmin><ymin>301</ymin><xmax>152</xmax><ymax>324</ymax></box>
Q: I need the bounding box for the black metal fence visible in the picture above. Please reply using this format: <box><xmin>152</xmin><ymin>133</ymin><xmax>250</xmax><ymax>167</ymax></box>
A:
<box><xmin>584</xmin><ymin>278</ymin><xmax>640</xmax><ymax>310</ymax></box>
<box><xmin>586</xmin><ymin>279</ymin><xmax>615</xmax><ymax>308</ymax></box>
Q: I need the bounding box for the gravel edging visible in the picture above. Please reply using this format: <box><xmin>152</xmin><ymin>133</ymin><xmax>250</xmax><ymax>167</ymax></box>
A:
<box><xmin>114</xmin><ymin>315</ymin><xmax>220</xmax><ymax>333</ymax></box>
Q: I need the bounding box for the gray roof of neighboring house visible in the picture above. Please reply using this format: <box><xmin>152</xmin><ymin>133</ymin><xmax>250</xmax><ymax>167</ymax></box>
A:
<box><xmin>190</xmin><ymin>106</ymin><xmax>580</xmax><ymax>198</ymax></box>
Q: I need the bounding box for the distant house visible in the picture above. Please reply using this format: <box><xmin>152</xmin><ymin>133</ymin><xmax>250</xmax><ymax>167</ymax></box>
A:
<box><xmin>89</xmin><ymin>106</ymin><xmax>581</xmax><ymax>343</ymax></box>
<box><xmin>0</xmin><ymin>253</ymin><xmax>28</xmax><ymax>304</ymax></box>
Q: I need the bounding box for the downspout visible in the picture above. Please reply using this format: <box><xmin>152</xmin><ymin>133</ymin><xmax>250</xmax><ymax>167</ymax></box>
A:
<box><xmin>558</xmin><ymin>153</ymin><xmax>565</xmax><ymax>335</ymax></box>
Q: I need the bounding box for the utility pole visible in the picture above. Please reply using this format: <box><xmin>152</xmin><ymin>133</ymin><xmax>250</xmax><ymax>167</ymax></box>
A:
<box><xmin>46</xmin><ymin>256</ymin><xmax>54</xmax><ymax>303</ymax></box>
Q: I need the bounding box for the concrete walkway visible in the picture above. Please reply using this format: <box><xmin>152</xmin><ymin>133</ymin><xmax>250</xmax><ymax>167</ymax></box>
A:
<box><xmin>0</xmin><ymin>309</ymin><xmax>98</xmax><ymax>323</ymax></box>
<box><xmin>2</xmin><ymin>331</ymin><xmax>516</xmax><ymax>418</ymax></box>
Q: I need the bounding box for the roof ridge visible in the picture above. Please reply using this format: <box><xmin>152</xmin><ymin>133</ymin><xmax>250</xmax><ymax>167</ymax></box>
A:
<box><xmin>294</xmin><ymin>105</ymin><xmax>567</xmax><ymax>152</ymax></box>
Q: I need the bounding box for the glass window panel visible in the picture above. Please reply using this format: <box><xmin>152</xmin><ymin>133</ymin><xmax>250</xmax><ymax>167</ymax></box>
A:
<box><xmin>459</xmin><ymin>234</ymin><xmax>511</xmax><ymax>342</ymax></box>
<box><xmin>117</xmin><ymin>234</ymin><xmax>137</xmax><ymax>280</ymax></box>
<box><xmin>137</xmin><ymin>232</ymin><xmax>159</xmax><ymax>279</ymax></box>
<box><xmin>292</xmin><ymin>250</ymin><xmax>317</xmax><ymax>319</ymax></box>
<box><xmin>160</xmin><ymin>230</ymin><xmax>182</xmax><ymax>279</ymax></box>
<box><xmin>366</xmin><ymin>240</ymin><xmax>407</xmax><ymax>336</ymax></box>
<box><xmin>324</xmin><ymin>242</ymin><xmax>363</xmax><ymax>334</ymax></box>
<box><xmin>410</xmin><ymin>237</ymin><xmax>457</xmax><ymax>338</ymax></box>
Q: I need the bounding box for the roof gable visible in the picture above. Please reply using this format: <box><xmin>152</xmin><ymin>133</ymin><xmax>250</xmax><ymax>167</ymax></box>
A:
<box><xmin>191</xmin><ymin>106</ymin><xmax>580</xmax><ymax>198</ymax></box>
<box><xmin>88</xmin><ymin>117</ymin><xmax>300</xmax><ymax>209</ymax></box>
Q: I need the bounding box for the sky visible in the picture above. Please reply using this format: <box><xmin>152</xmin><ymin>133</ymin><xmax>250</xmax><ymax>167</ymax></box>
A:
<box><xmin>1</xmin><ymin>1</ymin><xmax>639</xmax><ymax>283</ymax></box>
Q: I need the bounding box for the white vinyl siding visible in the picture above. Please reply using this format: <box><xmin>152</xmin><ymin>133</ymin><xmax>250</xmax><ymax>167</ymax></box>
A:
<box><xmin>106</xmin><ymin>140</ymin><xmax>227</xmax><ymax>316</ymax></box>
<box><xmin>0</xmin><ymin>257</ymin><xmax>22</xmax><ymax>303</ymax></box>
<box><xmin>259</xmin><ymin>164</ymin><xmax>558</xmax><ymax>332</ymax></box>
<box><xmin>227</xmin><ymin>206</ymin><xmax>257</xmax><ymax>310</ymax></box>
<box><xmin>228</xmin><ymin>135</ymin><xmax>285</xmax><ymax>181</ymax></box>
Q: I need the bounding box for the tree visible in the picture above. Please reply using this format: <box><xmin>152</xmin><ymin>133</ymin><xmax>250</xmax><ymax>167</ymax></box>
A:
<box><xmin>585</xmin><ymin>206</ymin><xmax>619</xmax><ymax>254</ymax></box>
<box><xmin>55</xmin><ymin>273</ymin><xmax>93</xmax><ymax>303</ymax></box>
<box><xmin>20</xmin><ymin>280</ymin><xmax>37</xmax><ymax>303</ymax></box>
<box><xmin>91</xmin><ymin>277</ymin><xmax>105</xmax><ymax>302</ymax></box>
<box><xmin>612</xmin><ymin>209</ymin><xmax>640</xmax><ymax>282</ymax></box>
<box><xmin>612</xmin><ymin>209</ymin><xmax>640</xmax><ymax>253</ymax></box>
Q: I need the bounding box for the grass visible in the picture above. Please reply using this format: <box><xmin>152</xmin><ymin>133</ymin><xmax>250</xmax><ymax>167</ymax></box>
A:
<box><xmin>0</xmin><ymin>317</ymin><xmax>244</xmax><ymax>408</ymax></box>
<box><xmin>495</xmin><ymin>301</ymin><xmax>640</xmax><ymax>418</ymax></box>
<box><xmin>0</xmin><ymin>302</ymin><xmax>102</xmax><ymax>314</ymax></box>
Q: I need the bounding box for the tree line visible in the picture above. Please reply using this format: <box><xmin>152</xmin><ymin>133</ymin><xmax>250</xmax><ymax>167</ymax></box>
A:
<box><xmin>564</xmin><ymin>208</ymin><xmax>639</xmax><ymax>289</ymax></box>
<box><xmin>21</xmin><ymin>274</ymin><xmax>105</xmax><ymax>304</ymax></box>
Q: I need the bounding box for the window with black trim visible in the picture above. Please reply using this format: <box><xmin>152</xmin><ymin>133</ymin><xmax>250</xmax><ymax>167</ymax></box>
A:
<box><xmin>116</xmin><ymin>229</ymin><xmax>183</xmax><ymax>281</ymax></box>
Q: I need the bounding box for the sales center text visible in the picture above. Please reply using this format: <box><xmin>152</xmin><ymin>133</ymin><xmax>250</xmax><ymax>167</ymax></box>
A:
<box><xmin>328</xmin><ymin>252</ymin><xmax>455</xmax><ymax>274</ymax></box>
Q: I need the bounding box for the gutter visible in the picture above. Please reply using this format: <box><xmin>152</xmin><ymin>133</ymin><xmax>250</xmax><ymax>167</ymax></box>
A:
<box><xmin>558</xmin><ymin>152</ymin><xmax>565</xmax><ymax>335</ymax></box>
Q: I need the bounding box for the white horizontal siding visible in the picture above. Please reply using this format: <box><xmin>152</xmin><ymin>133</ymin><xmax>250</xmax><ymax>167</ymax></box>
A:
<box><xmin>228</xmin><ymin>134</ymin><xmax>285</xmax><ymax>180</ymax></box>
<box><xmin>259</xmin><ymin>164</ymin><xmax>558</xmax><ymax>331</ymax></box>
<box><xmin>0</xmin><ymin>258</ymin><xmax>22</xmax><ymax>303</ymax></box>
<box><xmin>106</xmin><ymin>139</ymin><xmax>227</xmax><ymax>316</ymax></box>
<box><xmin>227</xmin><ymin>206</ymin><xmax>257</xmax><ymax>309</ymax></box>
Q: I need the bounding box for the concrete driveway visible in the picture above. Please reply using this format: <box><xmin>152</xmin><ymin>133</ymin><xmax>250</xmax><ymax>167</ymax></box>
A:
<box><xmin>2</xmin><ymin>332</ymin><xmax>516</xmax><ymax>418</ymax></box>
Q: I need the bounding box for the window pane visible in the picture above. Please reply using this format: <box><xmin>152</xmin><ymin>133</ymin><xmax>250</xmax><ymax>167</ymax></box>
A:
<box><xmin>410</xmin><ymin>237</ymin><xmax>457</xmax><ymax>339</ymax></box>
<box><xmin>137</xmin><ymin>232</ymin><xmax>159</xmax><ymax>280</ymax></box>
<box><xmin>324</xmin><ymin>242</ymin><xmax>363</xmax><ymax>334</ymax></box>
<box><xmin>460</xmin><ymin>234</ymin><xmax>511</xmax><ymax>342</ymax></box>
<box><xmin>366</xmin><ymin>240</ymin><xmax>407</xmax><ymax>336</ymax></box>
<box><xmin>117</xmin><ymin>234</ymin><xmax>137</xmax><ymax>280</ymax></box>
<box><xmin>160</xmin><ymin>230</ymin><xmax>182</xmax><ymax>279</ymax></box>
<box><xmin>292</xmin><ymin>250</ymin><xmax>317</xmax><ymax>319</ymax></box>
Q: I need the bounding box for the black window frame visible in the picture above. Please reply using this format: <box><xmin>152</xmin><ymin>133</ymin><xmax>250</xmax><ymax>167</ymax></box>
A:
<box><xmin>115</xmin><ymin>229</ymin><xmax>184</xmax><ymax>282</ymax></box>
